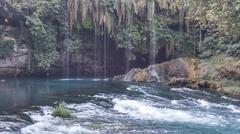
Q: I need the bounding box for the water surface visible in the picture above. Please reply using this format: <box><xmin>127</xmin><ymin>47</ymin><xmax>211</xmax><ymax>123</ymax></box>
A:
<box><xmin>0</xmin><ymin>78</ymin><xmax>239</xmax><ymax>134</ymax></box>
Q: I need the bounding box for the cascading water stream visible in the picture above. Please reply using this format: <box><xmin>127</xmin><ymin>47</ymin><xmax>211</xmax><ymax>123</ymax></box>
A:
<box><xmin>199</xmin><ymin>28</ymin><xmax>202</xmax><ymax>49</ymax></box>
<box><xmin>125</xmin><ymin>49</ymin><xmax>130</xmax><ymax>73</ymax></box>
<box><xmin>103</xmin><ymin>25</ymin><xmax>107</xmax><ymax>78</ymax></box>
<box><xmin>149</xmin><ymin>26</ymin><xmax>157</xmax><ymax>65</ymax></box>
<box><xmin>179</xmin><ymin>2</ymin><xmax>185</xmax><ymax>33</ymax></box>
<box><xmin>94</xmin><ymin>22</ymin><xmax>98</xmax><ymax>78</ymax></box>
<box><xmin>62</xmin><ymin>2</ymin><xmax>70</xmax><ymax>78</ymax></box>
<box><xmin>148</xmin><ymin>0</ymin><xmax>156</xmax><ymax>65</ymax></box>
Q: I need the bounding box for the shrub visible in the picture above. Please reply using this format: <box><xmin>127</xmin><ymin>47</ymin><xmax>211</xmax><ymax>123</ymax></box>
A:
<box><xmin>0</xmin><ymin>38</ymin><xmax>15</xmax><ymax>59</ymax></box>
<box><xmin>52</xmin><ymin>102</ymin><xmax>72</xmax><ymax>118</ymax></box>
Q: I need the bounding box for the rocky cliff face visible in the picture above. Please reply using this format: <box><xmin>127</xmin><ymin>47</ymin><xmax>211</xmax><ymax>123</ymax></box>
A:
<box><xmin>0</xmin><ymin>0</ymin><xmax>26</xmax><ymax>27</ymax></box>
<box><xmin>0</xmin><ymin>1</ymin><xmax>29</xmax><ymax>77</ymax></box>
<box><xmin>0</xmin><ymin>0</ymin><xmax>127</xmax><ymax>78</ymax></box>
<box><xmin>0</xmin><ymin>25</ymin><xmax>30</xmax><ymax>78</ymax></box>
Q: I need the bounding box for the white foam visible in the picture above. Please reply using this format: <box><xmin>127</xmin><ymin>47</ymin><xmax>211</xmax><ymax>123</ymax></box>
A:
<box><xmin>21</xmin><ymin>122</ymin><xmax>95</xmax><ymax>134</ymax></box>
<box><xmin>58</xmin><ymin>78</ymin><xmax>109</xmax><ymax>81</ymax></box>
<box><xmin>126</xmin><ymin>85</ymin><xmax>167</xmax><ymax>100</ymax></box>
<box><xmin>171</xmin><ymin>100</ymin><xmax>178</xmax><ymax>105</ymax></box>
<box><xmin>227</xmin><ymin>105</ymin><xmax>240</xmax><ymax>113</ymax></box>
<box><xmin>24</xmin><ymin>106</ymin><xmax>54</xmax><ymax>122</ymax></box>
<box><xmin>196</xmin><ymin>99</ymin><xmax>240</xmax><ymax>112</ymax></box>
<box><xmin>221</xmin><ymin>96</ymin><xmax>240</xmax><ymax>102</ymax></box>
<box><xmin>91</xmin><ymin>78</ymin><xmax>109</xmax><ymax>81</ymax></box>
<box><xmin>170</xmin><ymin>87</ymin><xmax>196</xmax><ymax>93</ymax></box>
<box><xmin>21</xmin><ymin>106</ymin><xmax>97</xmax><ymax>134</ymax></box>
<box><xmin>197</xmin><ymin>99</ymin><xmax>211</xmax><ymax>108</ymax></box>
<box><xmin>67</xmin><ymin>103</ymin><xmax>106</xmax><ymax>118</ymax></box>
<box><xmin>113</xmin><ymin>99</ymin><xmax>223</xmax><ymax>126</ymax></box>
<box><xmin>58</xmin><ymin>78</ymin><xmax>84</xmax><ymax>81</ymax></box>
<box><xmin>93</xmin><ymin>94</ymin><xmax>111</xmax><ymax>99</ymax></box>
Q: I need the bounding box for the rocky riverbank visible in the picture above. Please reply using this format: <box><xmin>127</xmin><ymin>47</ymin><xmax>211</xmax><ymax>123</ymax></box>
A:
<box><xmin>114</xmin><ymin>55</ymin><xmax>240</xmax><ymax>96</ymax></box>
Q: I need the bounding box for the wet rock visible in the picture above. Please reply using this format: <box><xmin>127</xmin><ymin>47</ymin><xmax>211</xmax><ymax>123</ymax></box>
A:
<box><xmin>122</xmin><ymin>69</ymin><xmax>141</xmax><ymax>81</ymax></box>
<box><xmin>0</xmin><ymin>52</ymin><xmax>28</xmax><ymax>77</ymax></box>
<box><xmin>112</xmin><ymin>75</ymin><xmax>125</xmax><ymax>81</ymax></box>
<box><xmin>133</xmin><ymin>69</ymin><xmax>149</xmax><ymax>82</ymax></box>
<box><xmin>186</xmin><ymin>84</ymin><xmax>199</xmax><ymax>89</ymax></box>
<box><xmin>114</xmin><ymin>56</ymin><xmax>239</xmax><ymax>96</ymax></box>
<box><xmin>118</xmin><ymin>58</ymin><xmax>196</xmax><ymax>82</ymax></box>
<box><xmin>168</xmin><ymin>78</ymin><xmax>193</xmax><ymax>87</ymax></box>
<box><xmin>197</xmin><ymin>80</ymin><xmax>211</xmax><ymax>88</ymax></box>
<box><xmin>209</xmin><ymin>82</ymin><xmax>223</xmax><ymax>90</ymax></box>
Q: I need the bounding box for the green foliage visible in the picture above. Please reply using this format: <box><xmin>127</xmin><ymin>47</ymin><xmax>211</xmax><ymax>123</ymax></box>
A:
<box><xmin>226</xmin><ymin>43</ymin><xmax>240</xmax><ymax>58</ymax></box>
<box><xmin>188</xmin><ymin>0</ymin><xmax>240</xmax><ymax>58</ymax></box>
<box><xmin>23</xmin><ymin>0</ymin><xmax>63</xmax><ymax>70</ymax></box>
<box><xmin>115</xmin><ymin>15</ymin><xmax>194</xmax><ymax>58</ymax></box>
<box><xmin>199</xmin><ymin>33</ymin><xmax>240</xmax><ymax>58</ymax></box>
<box><xmin>0</xmin><ymin>38</ymin><xmax>15</xmax><ymax>59</ymax></box>
<box><xmin>115</xmin><ymin>24</ymin><xmax>143</xmax><ymax>50</ymax></box>
<box><xmin>82</xmin><ymin>15</ymin><xmax>94</xmax><ymax>29</ymax></box>
<box><xmin>6</xmin><ymin>0</ymin><xmax>239</xmax><ymax>71</ymax></box>
<box><xmin>27</xmin><ymin>16</ymin><xmax>58</xmax><ymax>70</ymax></box>
<box><xmin>52</xmin><ymin>102</ymin><xmax>72</xmax><ymax>118</ymax></box>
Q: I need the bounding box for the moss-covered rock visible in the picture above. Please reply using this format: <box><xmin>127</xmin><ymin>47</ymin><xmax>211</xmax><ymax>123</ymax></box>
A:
<box><xmin>52</xmin><ymin>102</ymin><xmax>72</xmax><ymax>118</ymax></box>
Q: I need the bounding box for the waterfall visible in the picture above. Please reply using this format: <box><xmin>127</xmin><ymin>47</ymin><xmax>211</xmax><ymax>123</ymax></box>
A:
<box><xmin>199</xmin><ymin>28</ymin><xmax>202</xmax><ymax>49</ymax></box>
<box><xmin>103</xmin><ymin>25</ymin><xmax>107</xmax><ymax>78</ymax></box>
<box><xmin>148</xmin><ymin>0</ymin><xmax>156</xmax><ymax>65</ymax></box>
<box><xmin>62</xmin><ymin>0</ymin><xmax>70</xmax><ymax>78</ymax></box>
<box><xmin>125</xmin><ymin>49</ymin><xmax>130</xmax><ymax>73</ymax></box>
<box><xmin>179</xmin><ymin>7</ymin><xmax>184</xmax><ymax>32</ymax></box>
<box><xmin>15</xmin><ymin>22</ymin><xmax>24</xmax><ymax>77</ymax></box>
<box><xmin>62</xmin><ymin>41</ymin><xmax>70</xmax><ymax>78</ymax></box>
<box><xmin>27</xmin><ymin>46</ymin><xmax>31</xmax><ymax>72</ymax></box>
<box><xmin>15</xmin><ymin>44</ymin><xmax>19</xmax><ymax>77</ymax></box>
<box><xmin>94</xmin><ymin>22</ymin><xmax>98</xmax><ymax>78</ymax></box>
<box><xmin>149</xmin><ymin>26</ymin><xmax>157</xmax><ymax>65</ymax></box>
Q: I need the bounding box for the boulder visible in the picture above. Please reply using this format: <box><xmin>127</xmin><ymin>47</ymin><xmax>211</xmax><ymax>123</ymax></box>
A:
<box><xmin>168</xmin><ymin>77</ymin><xmax>194</xmax><ymax>87</ymax></box>
<box><xmin>133</xmin><ymin>69</ymin><xmax>149</xmax><ymax>82</ymax></box>
<box><xmin>118</xmin><ymin>58</ymin><xmax>198</xmax><ymax>82</ymax></box>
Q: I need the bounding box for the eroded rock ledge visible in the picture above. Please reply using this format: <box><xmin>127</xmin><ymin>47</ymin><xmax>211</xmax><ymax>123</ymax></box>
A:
<box><xmin>114</xmin><ymin>55</ymin><xmax>240</xmax><ymax>96</ymax></box>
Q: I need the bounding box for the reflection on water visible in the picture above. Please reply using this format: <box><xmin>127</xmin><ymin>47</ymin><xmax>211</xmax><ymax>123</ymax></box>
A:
<box><xmin>0</xmin><ymin>78</ymin><xmax>239</xmax><ymax>134</ymax></box>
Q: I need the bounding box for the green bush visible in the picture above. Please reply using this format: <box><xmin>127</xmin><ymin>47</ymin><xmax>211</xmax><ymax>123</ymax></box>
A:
<box><xmin>52</xmin><ymin>102</ymin><xmax>72</xmax><ymax>118</ymax></box>
<box><xmin>26</xmin><ymin>14</ymin><xmax>59</xmax><ymax>70</ymax></box>
<box><xmin>82</xmin><ymin>15</ymin><xmax>94</xmax><ymax>29</ymax></box>
<box><xmin>0</xmin><ymin>38</ymin><xmax>15</xmax><ymax>59</ymax></box>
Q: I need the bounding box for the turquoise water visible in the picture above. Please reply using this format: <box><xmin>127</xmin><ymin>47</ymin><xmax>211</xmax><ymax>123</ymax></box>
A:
<box><xmin>0</xmin><ymin>78</ymin><xmax>240</xmax><ymax>134</ymax></box>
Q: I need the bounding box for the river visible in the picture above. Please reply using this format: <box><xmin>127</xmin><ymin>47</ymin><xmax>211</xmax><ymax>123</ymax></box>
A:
<box><xmin>0</xmin><ymin>78</ymin><xmax>239</xmax><ymax>134</ymax></box>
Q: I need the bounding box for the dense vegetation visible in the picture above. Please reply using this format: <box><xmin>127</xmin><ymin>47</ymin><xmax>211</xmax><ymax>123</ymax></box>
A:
<box><xmin>3</xmin><ymin>0</ymin><xmax>240</xmax><ymax>71</ymax></box>
<box><xmin>0</xmin><ymin>38</ymin><xmax>15</xmax><ymax>59</ymax></box>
